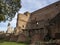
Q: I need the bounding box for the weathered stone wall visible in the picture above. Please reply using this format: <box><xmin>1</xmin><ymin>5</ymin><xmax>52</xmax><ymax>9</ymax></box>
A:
<box><xmin>16</xmin><ymin>1</ymin><xmax>60</xmax><ymax>30</ymax></box>
<box><xmin>15</xmin><ymin>1</ymin><xmax>60</xmax><ymax>43</ymax></box>
<box><xmin>31</xmin><ymin>1</ymin><xmax>60</xmax><ymax>20</ymax></box>
<box><xmin>49</xmin><ymin>13</ymin><xmax>60</xmax><ymax>39</ymax></box>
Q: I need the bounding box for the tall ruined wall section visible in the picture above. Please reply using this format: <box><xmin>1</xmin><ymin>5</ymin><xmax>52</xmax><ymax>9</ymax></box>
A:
<box><xmin>17</xmin><ymin>12</ymin><xmax>31</xmax><ymax>29</ymax></box>
<box><xmin>15</xmin><ymin>1</ymin><xmax>60</xmax><ymax>35</ymax></box>
<box><xmin>30</xmin><ymin>1</ymin><xmax>60</xmax><ymax>38</ymax></box>
<box><xmin>31</xmin><ymin>1</ymin><xmax>60</xmax><ymax>21</ymax></box>
<box><xmin>15</xmin><ymin>12</ymin><xmax>31</xmax><ymax>34</ymax></box>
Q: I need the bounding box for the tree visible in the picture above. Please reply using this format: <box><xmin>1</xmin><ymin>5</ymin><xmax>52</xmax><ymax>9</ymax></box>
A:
<box><xmin>0</xmin><ymin>0</ymin><xmax>21</xmax><ymax>22</ymax></box>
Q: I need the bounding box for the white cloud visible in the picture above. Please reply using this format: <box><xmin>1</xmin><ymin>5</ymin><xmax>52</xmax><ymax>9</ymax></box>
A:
<box><xmin>0</xmin><ymin>22</ymin><xmax>8</xmax><ymax>32</ymax></box>
<box><xmin>0</xmin><ymin>27</ymin><xmax>7</xmax><ymax>32</ymax></box>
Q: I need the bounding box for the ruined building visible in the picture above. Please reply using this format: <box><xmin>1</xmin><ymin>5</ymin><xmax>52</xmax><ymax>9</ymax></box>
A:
<box><xmin>15</xmin><ymin>1</ymin><xmax>60</xmax><ymax>43</ymax></box>
<box><xmin>6</xmin><ymin>23</ymin><xmax>14</xmax><ymax>34</ymax></box>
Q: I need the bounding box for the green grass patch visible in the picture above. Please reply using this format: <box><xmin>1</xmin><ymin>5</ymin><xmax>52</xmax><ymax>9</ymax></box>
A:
<box><xmin>0</xmin><ymin>41</ymin><xmax>28</xmax><ymax>45</ymax></box>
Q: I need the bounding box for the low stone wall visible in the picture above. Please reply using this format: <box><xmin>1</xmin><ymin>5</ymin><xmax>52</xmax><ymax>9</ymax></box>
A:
<box><xmin>0</xmin><ymin>33</ymin><xmax>5</xmax><ymax>40</ymax></box>
<box><xmin>17</xmin><ymin>33</ymin><xmax>28</xmax><ymax>43</ymax></box>
<box><xmin>30</xmin><ymin>33</ymin><xmax>44</xmax><ymax>43</ymax></box>
<box><xmin>30</xmin><ymin>40</ymin><xmax>59</xmax><ymax>45</ymax></box>
<box><xmin>9</xmin><ymin>34</ymin><xmax>18</xmax><ymax>42</ymax></box>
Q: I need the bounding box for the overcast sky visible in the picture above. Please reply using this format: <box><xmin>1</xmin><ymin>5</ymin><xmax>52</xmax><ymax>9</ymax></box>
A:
<box><xmin>0</xmin><ymin>0</ymin><xmax>59</xmax><ymax>32</ymax></box>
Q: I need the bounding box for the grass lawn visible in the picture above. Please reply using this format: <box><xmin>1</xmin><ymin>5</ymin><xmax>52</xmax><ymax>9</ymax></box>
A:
<box><xmin>0</xmin><ymin>41</ymin><xmax>28</xmax><ymax>45</ymax></box>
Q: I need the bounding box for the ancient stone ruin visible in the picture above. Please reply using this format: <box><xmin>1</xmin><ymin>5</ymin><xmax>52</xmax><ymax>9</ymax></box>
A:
<box><xmin>14</xmin><ymin>1</ymin><xmax>60</xmax><ymax>45</ymax></box>
<box><xmin>0</xmin><ymin>1</ymin><xmax>60</xmax><ymax>45</ymax></box>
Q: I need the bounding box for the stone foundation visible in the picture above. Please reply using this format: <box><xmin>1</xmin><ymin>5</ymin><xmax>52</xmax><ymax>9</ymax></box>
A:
<box><xmin>17</xmin><ymin>33</ymin><xmax>28</xmax><ymax>42</ymax></box>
